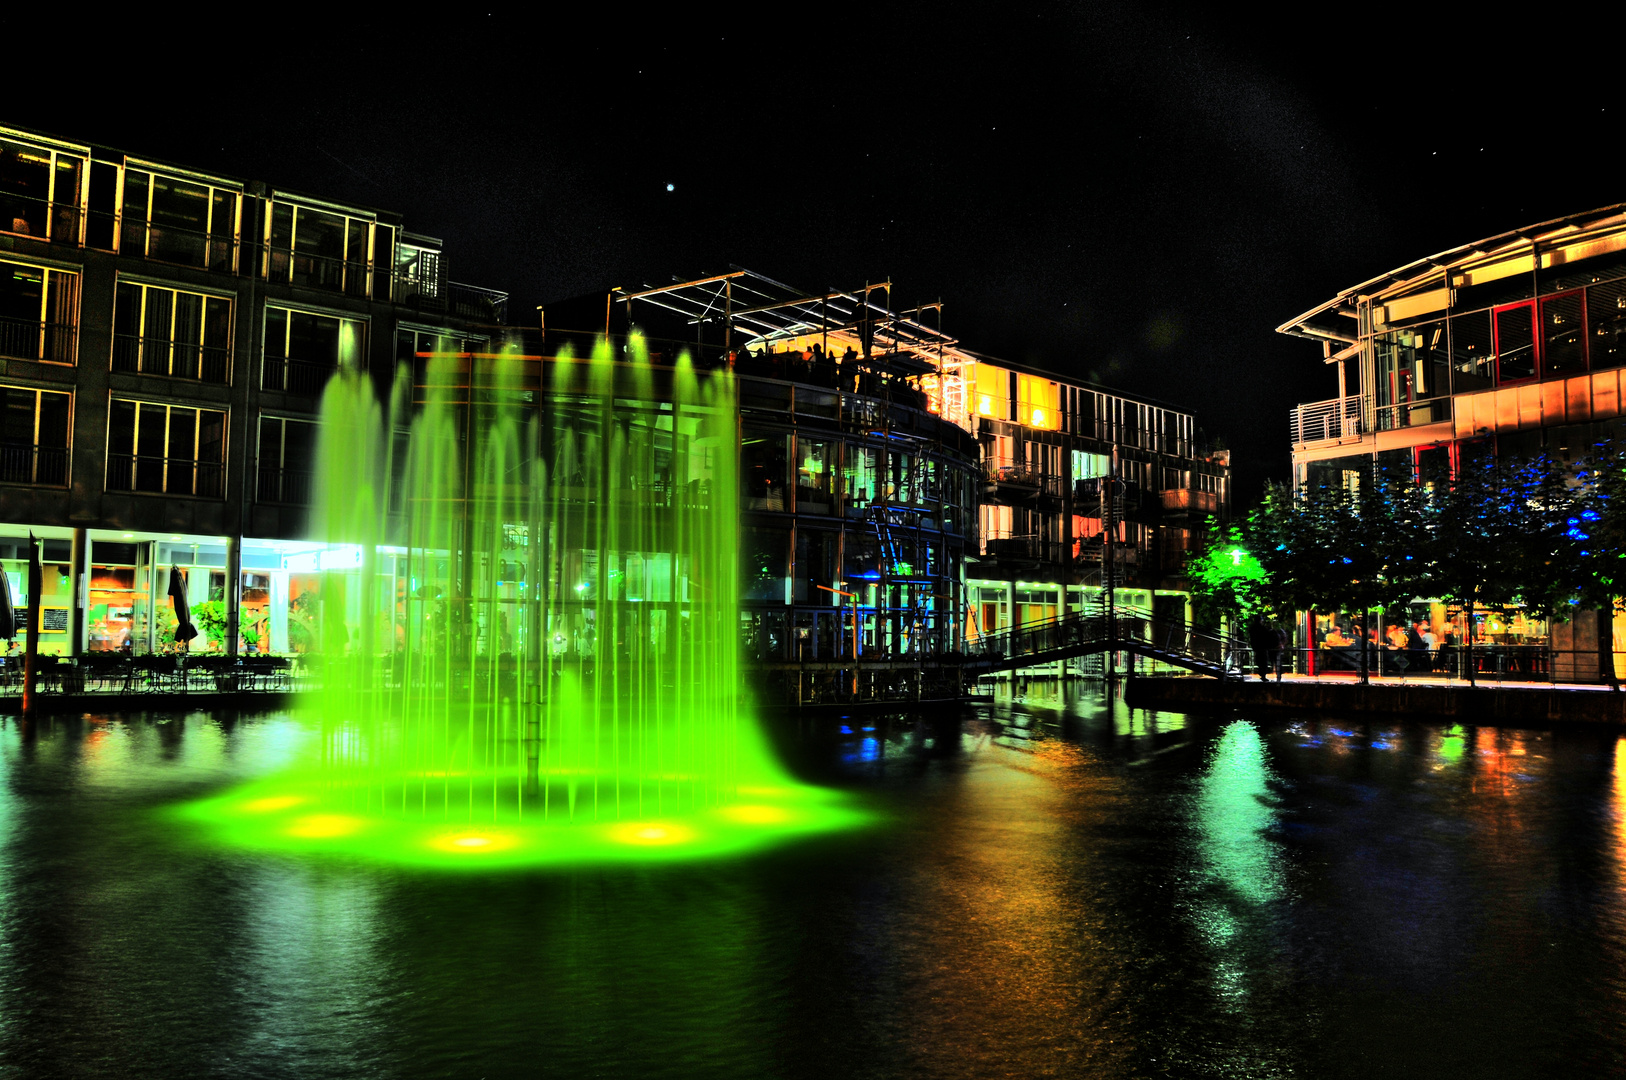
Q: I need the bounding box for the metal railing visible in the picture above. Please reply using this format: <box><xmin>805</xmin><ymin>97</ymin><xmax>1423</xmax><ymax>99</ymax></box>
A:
<box><xmin>262</xmin><ymin>355</ymin><xmax>338</xmax><ymax>396</ymax></box>
<box><xmin>0</xmin><ymin>191</ymin><xmax>80</xmax><ymax>245</ymax></box>
<box><xmin>965</xmin><ymin>605</ymin><xmax>1246</xmax><ymax>676</ymax></box>
<box><xmin>119</xmin><ymin>219</ymin><xmax>237</xmax><ymax>273</ymax></box>
<box><xmin>984</xmin><ymin>466</ymin><xmax>1066</xmax><ymax>496</ymax></box>
<box><xmin>0</xmin><ymin>315</ymin><xmax>77</xmax><ymax>363</ymax></box>
<box><xmin>264</xmin><ymin>247</ymin><xmax>378</xmax><ymax>299</ymax></box>
<box><xmin>1290</xmin><ymin>394</ymin><xmax>1365</xmax><ymax>445</ymax></box>
<box><xmin>256</xmin><ymin>464</ymin><xmax>313</xmax><ymax>504</ymax></box>
<box><xmin>106</xmin><ymin>453</ymin><xmax>223</xmax><ymax>498</ymax></box>
<box><xmin>0</xmin><ymin>443</ymin><xmax>68</xmax><ymax>485</ymax></box>
<box><xmin>112</xmin><ymin>334</ymin><xmax>230</xmax><ymax>384</ymax></box>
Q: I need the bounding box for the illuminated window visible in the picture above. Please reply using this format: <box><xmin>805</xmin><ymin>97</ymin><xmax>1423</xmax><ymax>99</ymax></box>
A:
<box><xmin>106</xmin><ymin>400</ymin><xmax>225</xmax><ymax>497</ymax></box>
<box><xmin>113</xmin><ymin>282</ymin><xmax>231</xmax><ymax>383</ymax></box>
<box><xmin>257</xmin><ymin>416</ymin><xmax>318</xmax><ymax>504</ymax></box>
<box><xmin>265</xmin><ymin>199</ymin><xmax>393</xmax><ymax>300</ymax></box>
<box><xmin>264</xmin><ymin>306</ymin><xmax>366</xmax><ymax>396</ymax></box>
<box><xmin>120</xmin><ymin>164</ymin><xmax>239</xmax><ymax>271</ymax></box>
<box><xmin>0</xmin><ymin>132</ymin><xmax>86</xmax><ymax>244</ymax></box>
<box><xmin>0</xmin><ymin>259</ymin><xmax>77</xmax><ymax>363</ymax></box>
<box><xmin>396</xmin><ymin>237</ymin><xmax>441</xmax><ymax>304</ymax></box>
<box><xmin>978</xmin><ymin>394</ymin><xmax>993</xmax><ymax>415</ymax></box>
<box><xmin>0</xmin><ymin>383</ymin><xmax>70</xmax><ymax>485</ymax></box>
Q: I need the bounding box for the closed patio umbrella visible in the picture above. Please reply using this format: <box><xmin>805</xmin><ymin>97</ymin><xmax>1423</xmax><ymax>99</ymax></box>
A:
<box><xmin>169</xmin><ymin>565</ymin><xmax>198</xmax><ymax>649</ymax></box>
<box><xmin>0</xmin><ymin>561</ymin><xmax>14</xmax><ymax>643</ymax></box>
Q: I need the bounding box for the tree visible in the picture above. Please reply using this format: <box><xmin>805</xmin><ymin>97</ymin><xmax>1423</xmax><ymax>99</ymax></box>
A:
<box><xmin>1187</xmin><ymin>517</ymin><xmax>1271</xmax><ymax>629</ymax></box>
<box><xmin>1566</xmin><ymin>442</ymin><xmax>1626</xmax><ymax>688</ymax></box>
<box><xmin>1249</xmin><ymin>464</ymin><xmax>1428</xmax><ymax>683</ymax></box>
<box><xmin>1424</xmin><ymin>451</ymin><xmax>1578</xmax><ymax>687</ymax></box>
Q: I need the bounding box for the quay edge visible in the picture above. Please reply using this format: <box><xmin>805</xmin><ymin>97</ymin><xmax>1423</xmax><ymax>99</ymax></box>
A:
<box><xmin>1124</xmin><ymin>676</ymin><xmax>1626</xmax><ymax>726</ymax></box>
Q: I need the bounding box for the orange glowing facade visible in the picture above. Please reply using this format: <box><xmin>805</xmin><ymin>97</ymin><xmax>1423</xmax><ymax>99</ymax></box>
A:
<box><xmin>1282</xmin><ymin>203</ymin><xmax>1626</xmax><ymax>678</ymax></box>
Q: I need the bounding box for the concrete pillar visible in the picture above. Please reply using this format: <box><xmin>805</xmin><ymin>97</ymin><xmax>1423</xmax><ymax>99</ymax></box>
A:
<box><xmin>70</xmin><ymin>527</ymin><xmax>88</xmax><ymax>656</ymax></box>
<box><xmin>225</xmin><ymin>534</ymin><xmax>242</xmax><ymax>655</ymax></box>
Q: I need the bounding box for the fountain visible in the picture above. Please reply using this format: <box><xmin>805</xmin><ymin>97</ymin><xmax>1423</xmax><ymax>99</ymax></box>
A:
<box><xmin>172</xmin><ymin>340</ymin><xmax>867</xmax><ymax>867</ymax></box>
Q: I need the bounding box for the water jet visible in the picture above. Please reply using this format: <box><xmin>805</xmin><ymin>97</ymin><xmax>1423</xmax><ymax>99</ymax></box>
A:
<box><xmin>172</xmin><ymin>339</ymin><xmax>868</xmax><ymax>866</ymax></box>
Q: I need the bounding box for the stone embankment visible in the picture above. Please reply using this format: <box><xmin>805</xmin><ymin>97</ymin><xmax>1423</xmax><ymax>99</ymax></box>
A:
<box><xmin>1125</xmin><ymin>676</ymin><xmax>1626</xmax><ymax>726</ymax></box>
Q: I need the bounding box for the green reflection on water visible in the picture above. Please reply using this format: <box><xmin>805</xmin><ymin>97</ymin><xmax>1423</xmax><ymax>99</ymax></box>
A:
<box><xmin>1194</xmin><ymin>720</ymin><xmax>1282</xmax><ymax>906</ymax></box>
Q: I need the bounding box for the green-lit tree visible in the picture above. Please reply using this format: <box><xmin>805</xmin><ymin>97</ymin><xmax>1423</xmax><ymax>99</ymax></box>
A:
<box><xmin>1187</xmin><ymin>517</ymin><xmax>1271</xmax><ymax>630</ymax></box>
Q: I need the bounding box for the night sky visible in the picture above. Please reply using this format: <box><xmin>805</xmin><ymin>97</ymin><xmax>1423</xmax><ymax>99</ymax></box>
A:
<box><xmin>13</xmin><ymin>5</ymin><xmax>1625</xmax><ymax>501</ymax></box>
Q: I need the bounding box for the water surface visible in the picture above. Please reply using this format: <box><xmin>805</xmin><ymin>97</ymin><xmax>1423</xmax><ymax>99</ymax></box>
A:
<box><xmin>2</xmin><ymin>691</ymin><xmax>1624</xmax><ymax>1078</ymax></box>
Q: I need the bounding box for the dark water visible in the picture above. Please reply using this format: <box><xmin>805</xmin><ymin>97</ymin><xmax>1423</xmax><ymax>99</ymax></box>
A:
<box><xmin>3</xmin><ymin>690</ymin><xmax>1626</xmax><ymax>1079</ymax></box>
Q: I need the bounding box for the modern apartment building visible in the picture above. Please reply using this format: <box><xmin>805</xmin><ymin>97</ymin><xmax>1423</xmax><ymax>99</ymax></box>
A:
<box><xmin>0</xmin><ymin>123</ymin><xmax>502</xmax><ymax>657</ymax></box>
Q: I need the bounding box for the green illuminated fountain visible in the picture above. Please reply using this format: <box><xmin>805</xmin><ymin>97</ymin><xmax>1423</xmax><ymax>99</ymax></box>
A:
<box><xmin>174</xmin><ymin>340</ymin><xmax>865</xmax><ymax>868</ymax></box>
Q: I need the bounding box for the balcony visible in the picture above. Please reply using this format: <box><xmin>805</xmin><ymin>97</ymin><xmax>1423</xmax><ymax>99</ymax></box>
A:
<box><xmin>1160</xmin><ymin>487</ymin><xmax>1219</xmax><ymax>515</ymax></box>
<box><xmin>0</xmin><ymin>443</ymin><xmax>68</xmax><ymax>486</ymax></box>
<box><xmin>984</xmin><ymin>466</ymin><xmax>1065</xmax><ymax>499</ymax></box>
<box><xmin>1289</xmin><ymin>394</ymin><xmax>1365</xmax><ymax>447</ymax></box>
<box><xmin>263</xmin><ymin>355</ymin><xmax>337</xmax><ymax>396</ymax></box>
<box><xmin>264</xmin><ymin>247</ymin><xmax>380</xmax><ymax>300</ymax></box>
<box><xmin>113</xmin><ymin>334</ymin><xmax>230</xmax><ymax>384</ymax></box>
<box><xmin>106</xmin><ymin>454</ymin><xmax>223</xmax><ymax>498</ymax></box>
<box><xmin>256</xmin><ymin>464</ymin><xmax>313</xmax><ymax>504</ymax></box>
<box><xmin>119</xmin><ymin>219</ymin><xmax>236</xmax><ymax>274</ymax></box>
<box><xmin>0</xmin><ymin>315</ymin><xmax>76</xmax><ymax>364</ymax></box>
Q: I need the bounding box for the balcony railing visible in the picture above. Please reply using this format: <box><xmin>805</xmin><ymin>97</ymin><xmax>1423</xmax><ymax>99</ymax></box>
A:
<box><xmin>106</xmin><ymin>454</ymin><xmax>223</xmax><ymax>498</ymax></box>
<box><xmin>256</xmin><ymin>464</ymin><xmax>313</xmax><ymax>504</ymax></box>
<box><xmin>1160</xmin><ymin>487</ymin><xmax>1219</xmax><ymax>514</ymax></box>
<box><xmin>1290</xmin><ymin>394</ymin><xmax>1365</xmax><ymax>446</ymax></box>
<box><xmin>117</xmin><ymin>218</ymin><xmax>237</xmax><ymax>273</ymax></box>
<box><xmin>984</xmin><ymin>466</ymin><xmax>1065</xmax><ymax>497</ymax></box>
<box><xmin>0</xmin><ymin>443</ymin><xmax>68</xmax><ymax>486</ymax></box>
<box><xmin>263</xmin><ymin>355</ymin><xmax>338</xmax><ymax>396</ymax></box>
<box><xmin>112</xmin><ymin>334</ymin><xmax>230</xmax><ymax>384</ymax></box>
<box><xmin>0</xmin><ymin>315</ymin><xmax>77</xmax><ymax>363</ymax></box>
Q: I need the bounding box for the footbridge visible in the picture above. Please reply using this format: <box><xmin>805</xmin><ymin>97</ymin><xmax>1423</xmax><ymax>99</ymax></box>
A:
<box><xmin>964</xmin><ymin>608</ymin><xmax>1246</xmax><ymax>679</ymax></box>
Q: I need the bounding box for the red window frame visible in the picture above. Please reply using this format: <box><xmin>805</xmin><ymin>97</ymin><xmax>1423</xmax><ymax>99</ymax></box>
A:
<box><xmin>1492</xmin><ymin>299</ymin><xmax>1539</xmax><ymax>385</ymax></box>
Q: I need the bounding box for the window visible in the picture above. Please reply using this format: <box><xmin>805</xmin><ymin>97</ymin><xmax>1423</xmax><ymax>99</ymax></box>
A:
<box><xmin>1375</xmin><ymin>321</ymin><xmax>1449</xmax><ymax>429</ymax></box>
<box><xmin>741</xmin><ymin>434</ymin><xmax>788</xmax><ymax>510</ymax></box>
<box><xmin>0</xmin><ymin>384</ymin><xmax>70</xmax><ymax>485</ymax></box>
<box><xmin>0</xmin><ymin>259</ymin><xmax>77</xmax><ymax>363</ymax></box>
<box><xmin>395</xmin><ymin>326</ymin><xmax>488</xmax><ymax>384</ymax></box>
<box><xmin>0</xmin><ymin>132</ymin><xmax>85</xmax><ymax>243</ymax></box>
<box><xmin>1541</xmin><ymin>291</ymin><xmax>1587</xmax><ymax>376</ymax></box>
<box><xmin>106</xmin><ymin>400</ymin><xmax>225</xmax><ymax>497</ymax></box>
<box><xmin>1450</xmin><ymin>310</ymin><xmax>1495</xmax><ymax>392</ymax></box>
<box><xmin>264</xmin><ymin>306</ymin><xmax>366</xmax><ymax>394</ymax></box>
<box><xmin>120</xmin><ymin>165</ymin><xmax>239</xmax><ymax>271</ymax></box>
<box><xmin>794</xmin><ymin>436</ymin><xmax>835</xmax><ymax>514</ymax></box>
<box><xmin>395</xmin><ymin>238</ymin><xmax>441</xmax><ymax>305</ymax></box>
<box><xmin>265</xmin><ymin>200</ymin><xmax>394</xmax><ymax>300</ymax></box>
<box><xmin>1591</xmin><ymin>279</ymin><xmax>1626</xmax><ymax>371</ymax></box>
<box><xmin>258</xmin><ymin>416</ymin><xmax>317</xmax><ymax>503</ymax></box>
<box><xmin>113</xmin><ymin>282</ymin><xmax>231</xmax><ymax>382</ymax></box>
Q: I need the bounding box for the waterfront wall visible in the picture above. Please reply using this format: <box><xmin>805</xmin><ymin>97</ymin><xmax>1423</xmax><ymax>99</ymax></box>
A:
<box><xmin>1125</xmin><ymin>676</ymin><xmax>1626</xmax><ymax>726</ymax></box>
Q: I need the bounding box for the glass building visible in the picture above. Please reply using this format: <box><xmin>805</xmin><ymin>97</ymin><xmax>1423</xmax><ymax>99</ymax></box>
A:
<box><xmin>1282</xmin><ymin>203</ymin><xmax>1626</xmax><ymax>679</ymax></box>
